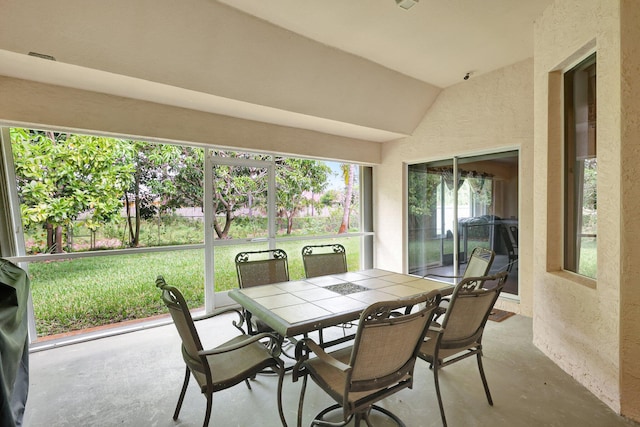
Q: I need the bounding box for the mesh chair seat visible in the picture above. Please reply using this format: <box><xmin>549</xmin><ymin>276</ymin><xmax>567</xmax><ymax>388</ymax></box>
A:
<box><xmin>192</xmin><ymin>334</ymin><xmax>278</xmax><ymax>392</ymax></box>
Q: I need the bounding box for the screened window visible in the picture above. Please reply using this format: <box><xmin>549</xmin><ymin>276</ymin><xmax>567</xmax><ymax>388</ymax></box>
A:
<box><xmin>564</xmin><ymin>54</ymin><xmax>597</xmax><ymax>279</ymax></box>
<box><xmin>1</xmin><ymin>127</ymin><xmax>369</xmax><ymax>341</ymax></box>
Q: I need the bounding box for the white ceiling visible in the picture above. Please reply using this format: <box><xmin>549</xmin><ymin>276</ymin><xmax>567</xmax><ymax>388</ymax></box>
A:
<box><xmin>0</xmin><ymin>0</ymin><xmax>553</xmax><ymax>143</ymax></box>
<box><xmin>218</xmin><ymin>0</ymin><xmax>552</xmax><ymax>88</ymax></box>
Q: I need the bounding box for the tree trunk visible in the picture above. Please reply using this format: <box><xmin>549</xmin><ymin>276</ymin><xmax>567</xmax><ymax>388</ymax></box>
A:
<box><xmin>125</xmin><ymin>193</ymin><xmax>135</xmax><ymax>246</ymax></box>
<box><xmin>133</xmin><ymin>191</ymin><xmax>141</xmax><ymax>246</ymax></box>
<box><xmin>46</xmin><ymin>223</ymin><xmax>54</xmax><ymax>252</ymax></box>
<box><xmin>54</xmin><ymin>225</ymin><xmax>63</xmax><ymax>253</ymax></box>
<box><xmin>287</xmin><ymin>214</ymin><xmax>293</xmax><ymax>234</ymax></box>
<box><xmin>338</xmin><ymin>164</ymin><xmax>355</xmax><ymax>234</ymax></box>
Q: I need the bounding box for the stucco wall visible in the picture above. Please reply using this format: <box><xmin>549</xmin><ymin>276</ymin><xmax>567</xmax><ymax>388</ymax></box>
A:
<box><xmin>533</xmin><ymin>0</ymin><xmax>623</xmax><ymax>414</ymax></box>
<box><xmin>375</xmin><ymin>58</ymin><xmax>534</xmax><ymax>316</ymax></box>
<box><xmin>620</xmin><ymin>1</ymin><xmax>640</xmax><ymax>419</ymax></box>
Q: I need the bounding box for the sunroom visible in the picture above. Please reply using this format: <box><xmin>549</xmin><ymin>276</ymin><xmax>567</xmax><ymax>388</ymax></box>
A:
<box><xmin>1</xmin><ymin>0</ymin><xmax>640</xmax><ymax>425</ymax></box>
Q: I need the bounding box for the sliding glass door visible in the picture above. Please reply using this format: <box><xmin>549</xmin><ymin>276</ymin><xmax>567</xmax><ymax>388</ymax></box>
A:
<box><xmin>408</xmin><ymin>151</ymin><xmax>519</xmax><ymax>296</ymax></box>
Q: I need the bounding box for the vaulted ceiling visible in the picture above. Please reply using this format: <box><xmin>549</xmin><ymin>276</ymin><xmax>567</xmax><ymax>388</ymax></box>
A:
<box><xmin>0</xmin><ymin>0</ymin><xmax>552</xmax><ymax>142</ymax></box>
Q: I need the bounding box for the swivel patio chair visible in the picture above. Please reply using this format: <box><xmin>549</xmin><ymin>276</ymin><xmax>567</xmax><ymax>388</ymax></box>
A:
<box><xmin>418</xmin><ymin>272</ymin><xmax>508</xmax><ymax>427</ymax></box>
<box><xmin>293</xmin><ymin>290</ymin><xmax>441</xmax><ymax>427</ymax></box>
<box><xmin>235</xmin><ymin>249</ymin><xmax>289</xmax><ymax>335</ymax></box>
<box><xmin>156</xmin><ymin>276</ymin><xmax>288</xmax><ymax>427</ymax></box>
<box><xmin>301</xmin><ymin>243</ymin><xmax>348</xmax><ymax>278</ymax></box>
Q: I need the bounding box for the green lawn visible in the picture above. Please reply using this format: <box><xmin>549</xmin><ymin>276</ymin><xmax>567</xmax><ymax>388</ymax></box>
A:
<box><xmin>28</xmin><ymin>238</ymin><xmax>360</xmax><ymax>337</ymax></box>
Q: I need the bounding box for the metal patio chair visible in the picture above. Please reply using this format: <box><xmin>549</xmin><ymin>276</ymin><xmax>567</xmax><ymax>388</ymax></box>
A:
<box><xmin>156</xmin><ymin>276</ymin><xmax>288</xmax><ymax>427</ymax></box>
<box><xmin>301</xmin><ymin>243</ymin><xmax>348</xmax><ymax>278</ymax></box>
<box><xmin>418</xmin><ymin>272</ymin><xmax>508</xmax><ymax>427</ymax></box>
<box><xmin>293</xmin><ymin>291</ymin><xmax>441</xmax><ymax>427</ymax></box>
<box><xmin>235</xmin><ymin>249</ymin><xmax>289</xmax><ymax>335</ymax></box>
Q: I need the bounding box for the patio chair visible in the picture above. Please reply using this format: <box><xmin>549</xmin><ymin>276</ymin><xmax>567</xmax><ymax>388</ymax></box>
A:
<box><xmin>425</xmin><ymin>246</ymin><xmax>495</xmax><ymax>320</ymax></box>
<box><xmin>301</xmin><ymin>244</ymin><xmax>350</xmax><ymax>341</ymax></box>
<box><xmin>424</xmin><ymin>246</ymin><xmax>494</xmax><ymax>283</ymax></box>
<box><xmin>156</xmin><ymin>276</ymin><xmax>288</xmax><ymax>427</ymax></box>
<box><xmin>418</xmin><ymin>271</ymin><xmax>508</xmax><ymax>427</ymax></box>
<box><xmin>301</xmin><ymin>243</ymin><xmax>348</xmax><ymax>278</ymax></box>
<box><xmin>235</xmin><ymin>249</ymin><xmax>289</xmax><ymax>335</ymax></box>
<box><xmin>293</xmin><ymin>290</ymin><xmax>441</xmax><ymax>427</ymax></box>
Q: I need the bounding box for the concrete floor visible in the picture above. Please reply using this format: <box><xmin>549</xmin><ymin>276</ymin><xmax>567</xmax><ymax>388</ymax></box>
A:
<box><xmin>23</xmin><ymin>314</ymin><xmax>638</xmax><ymax>427</ymax></box>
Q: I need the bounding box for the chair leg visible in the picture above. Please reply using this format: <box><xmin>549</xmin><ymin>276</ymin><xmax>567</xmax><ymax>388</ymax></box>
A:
<box><xmin>174</xmin><ymin>366</ymin><xmax>191</xmax><ymax>420</ymax></box>
<box><xmin>476</xmin><ymin>352</ymin><xmax>493</xmax><ymax>406</ymax></box>
<box><xmin>297</xmin><ymin>374</ymin><xmax>308</xmax><ymax>427</ymax></box>
<box><xmin>276</xmin><ymin>360</ymin><xmax>289</xmax><ymax>427</ymax></box>
<box><xmin>203</xmin><ymin>392</ymin><xmax>212</xmax><ymax>427</ymax></box>
<box><xmin>433</xmin><ymin>362</ymin><xmax>448</xmax><ymax>427</ymax></box>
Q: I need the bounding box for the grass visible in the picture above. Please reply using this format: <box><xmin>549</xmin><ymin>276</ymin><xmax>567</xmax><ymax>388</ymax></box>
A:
<box><xmin>28</xmin><ymin>238</ymin><xmax>360</xmax><ymax>337</ymax></box>
<box><xmin>27</xmin><ymin>234</ymin><xmax>598</xmax><ymax>337</ymax></box>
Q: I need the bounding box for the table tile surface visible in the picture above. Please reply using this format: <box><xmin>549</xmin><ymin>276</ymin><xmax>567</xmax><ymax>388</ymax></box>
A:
<box><xmin>229</xmin><ymin>269</ymin><xmax>452</xmax><ymax>337</ymax></box>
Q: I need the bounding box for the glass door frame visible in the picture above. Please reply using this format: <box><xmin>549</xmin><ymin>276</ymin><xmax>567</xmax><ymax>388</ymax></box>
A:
<box><xmin>406</xmin><ymin>149</ymin><xmax>520</xmax><ymax>298</ymax></box>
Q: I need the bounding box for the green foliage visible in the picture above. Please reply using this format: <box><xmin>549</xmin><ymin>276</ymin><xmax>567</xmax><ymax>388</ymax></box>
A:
<box><xmin>11</xmin><ymin>129</ymin><xmax>134</xmax><ymax>246</ymax></box>
<box><xmin>276</xmin><ymin>157</ymin><xmax>331</xmax><ymax>234</ymax></box>
<box><xmin>408</xmin><ymin>169</ymin><xmax>441</xmax><ymax>217</ymax></box>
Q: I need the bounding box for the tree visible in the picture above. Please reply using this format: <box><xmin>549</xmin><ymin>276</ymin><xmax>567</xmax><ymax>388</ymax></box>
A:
<box><xmin>165</xmin><ymin>150</ymin><xmax>268</xmax><ymax>239</ymax></box>
<box><xmin>122</xmin><ymin>141</ymin><xmax>182</xmax><ymax>247</ymax></box>
<box><xmin>407</xmin><ymin>169</ymin><xmax>442</xmax><ymax>232</ymax></box>
<box><xmin>11</xmin><ymin>129</ymin><xmax>134</xmax><ymax>252</ymax></box>
<box><xmin>276</xmin><ymin>158</ymin><xmax>330</xmax><ymax>234</ymax></box>
<box><xmin>338</xmin><ymin>163</ymin><xmax>356</xmax><ymax>234</ymax></box>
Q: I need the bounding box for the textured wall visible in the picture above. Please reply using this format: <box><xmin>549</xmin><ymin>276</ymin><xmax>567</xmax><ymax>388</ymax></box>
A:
<box><xmin>533</xmin><ymin>0</ymin><xmax>623</xmax><ymax>414</ymax></box>
<box><xmin>376</xmin><ymin>58</ymin><xmax>534</xmax><ymax>316</ymax></box>
<box><xmin>619</xmin><ymin>0</ymin><xmax>640</xmax><ymax>420</ymax></box>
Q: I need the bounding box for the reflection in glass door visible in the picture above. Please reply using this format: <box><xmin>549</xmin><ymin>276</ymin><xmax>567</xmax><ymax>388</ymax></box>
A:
<box><xmin>408</xmin><ymin>151</ymin><xmax>519</xmax><ymax>296</ymax></box>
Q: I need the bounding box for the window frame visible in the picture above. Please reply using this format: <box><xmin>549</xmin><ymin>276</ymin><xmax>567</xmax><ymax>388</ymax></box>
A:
<box><xmin>563</xmin><ymin>53</ymin><xmax>597</xmax><ymax>279</ymax></box>
<box><xmin>0</xmin><ymin>126</ymin><xmax>373</xmax><ymax>344</ymax></box>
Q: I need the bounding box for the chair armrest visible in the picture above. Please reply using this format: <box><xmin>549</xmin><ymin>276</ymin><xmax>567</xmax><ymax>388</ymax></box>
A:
<box><xmin>199</xmin><ymin>332</ymin><xmax>281</xmax><ymax>357</ymax></box>
<box><xmin>193</xmin><ymin>307</ymin><xmax>246</xmax><ymax>335</ymax></box>
<box><xmin>292</xmin><ymin>337</ymin><xmax>351</xmax><ymax>382</ymax></box>
<box><xmin>304</xmin><ymin>339</ymin><xmax>352</xmax><ymax>373</ymax></box>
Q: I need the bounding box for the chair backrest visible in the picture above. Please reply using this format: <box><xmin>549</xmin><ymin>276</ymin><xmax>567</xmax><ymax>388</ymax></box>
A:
<box><xmin>301</xmin><ymin>244</ymin><xmax>347</xmax><ymax>278</ymax></box>
<box><xmin>347</xmin><ymin>291</ymin><xmax>441</xmax><ymax>392</ymax></box>
<box><xmin>440</xmin><ymin>272</ymin><xmax>508</xmax><ymax>349</ymax></box>
<box><xmin>155</xmin><ymin>276</ymin><xmax>208</xmax><ymax>382</ymax></box>
<box><xmin>235</xmin><ymin>249</ymin><xmax>289</xmax><ymax>288</ymax></box>
<box><xmin>462</xmin><ymin>247</ymin><xmax>495</xmax><ymax>279</ymax></box>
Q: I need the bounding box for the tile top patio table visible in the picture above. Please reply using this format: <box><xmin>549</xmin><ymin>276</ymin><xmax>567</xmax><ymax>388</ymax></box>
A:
<box><xmin>228</xmin><ymin>268</ymin><xmax>453</xmax><ymax>338</ymax></box>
